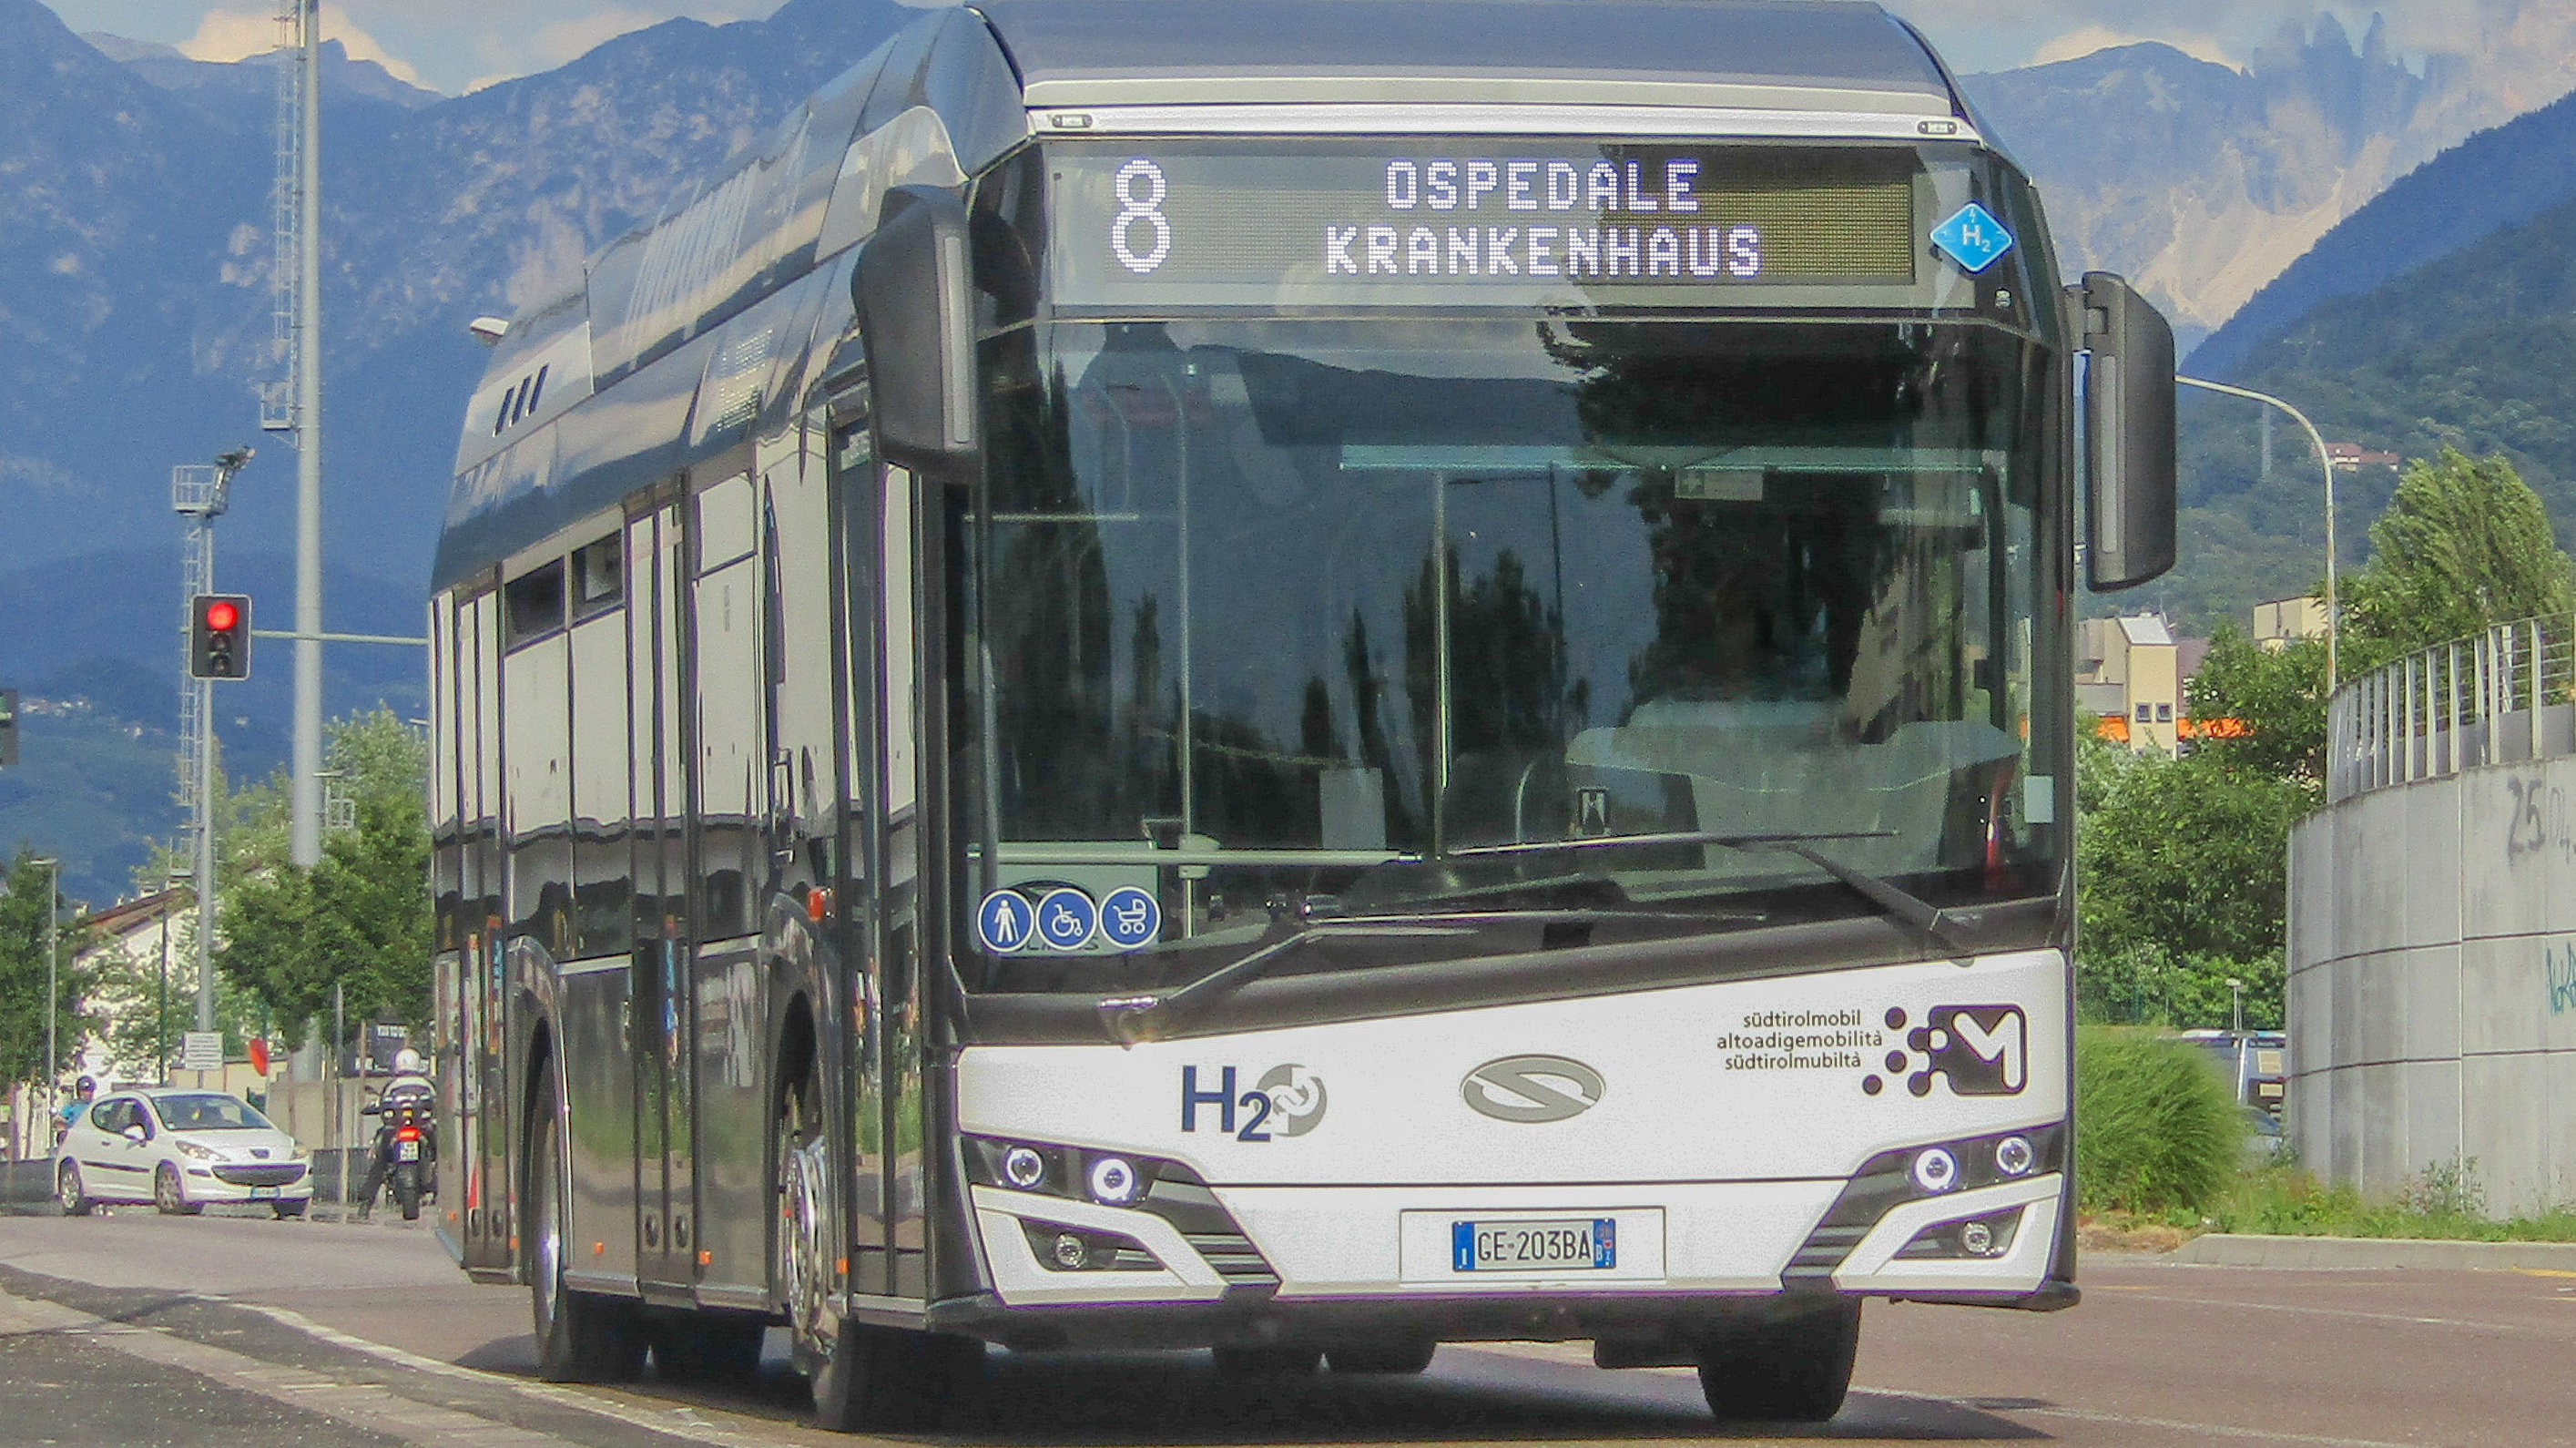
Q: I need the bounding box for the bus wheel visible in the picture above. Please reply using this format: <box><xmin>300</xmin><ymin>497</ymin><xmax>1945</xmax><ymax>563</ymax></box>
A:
<box><xmin>776</xmin><ymin>1059</ymin><xmax>833</xmax><ymax>1366</ymax></box>
<box><xmin>1326</xmin><ymin>1341</ymin><xmax>1436</xmax><ymax>1374</ymax></box>
<box><xmin>810</xmin><ymin>1321</ymin><xmax>982</xmax><ymax>1433</ymax></box>
<box><xmin>1695</xmin><ymin>1298</ymin><xmax>1860</xmax><ymax>1423</ymax></box>
<box><xmin>528</xmin><ymin>1064</ymin><xmax>646</xmax><ymax>1383</ymax></box>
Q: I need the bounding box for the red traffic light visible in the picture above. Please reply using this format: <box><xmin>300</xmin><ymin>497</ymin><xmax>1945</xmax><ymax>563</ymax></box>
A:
<box><xmin>188</xmin><ymin>593</ymin><xmax>252</xmax><ymax>679</ymax></box>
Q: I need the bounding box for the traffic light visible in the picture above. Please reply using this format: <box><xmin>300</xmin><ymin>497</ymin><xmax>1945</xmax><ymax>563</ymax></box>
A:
<box><xmin>0</xmin><ymin>688</ymin><xmax>16</xmax><ymax>767</ymax></box>
<box><xmin>189</xmin><ymin>594</ymin><xmax>252</xmax><ymax>679</ymax></box>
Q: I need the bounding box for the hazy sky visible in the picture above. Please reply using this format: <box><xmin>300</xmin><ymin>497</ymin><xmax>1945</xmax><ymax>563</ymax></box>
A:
<box><xmin>37</xmin><ymin>1</ymin><xmax>2429</xmax><ymax>97</ymax></box>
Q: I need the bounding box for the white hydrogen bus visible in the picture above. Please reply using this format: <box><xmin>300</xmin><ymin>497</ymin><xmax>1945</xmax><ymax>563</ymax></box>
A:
<box><xmin>427</xmin><ymin>0</ymin><xmax>2177</xmax><ymax>1428</ymax></box>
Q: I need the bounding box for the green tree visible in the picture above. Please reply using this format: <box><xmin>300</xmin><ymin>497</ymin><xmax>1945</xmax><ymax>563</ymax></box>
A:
<box><xmin>2185</xmin><ymin>626</ymin><xmax>2331</xmax><ymax>790</ymax></box>
<box><xmin>2343</xmin><ymin>448</ymin><xmax>2576</xmax><ymax>658</ymax></box>
<box><xmin>0</xmin><ymin>849</ymin><xmax>100</xmax><ymax>1096</ymax></box>
<box><xmin>214</xmin><ymin>710</ymin><xmax>431</xmax><ymax>1045</ymax></box>
<box><xmin>2075</xmin><ymin>741</ymin><xmax>2303</xmax><ymax>1029</ymax></box>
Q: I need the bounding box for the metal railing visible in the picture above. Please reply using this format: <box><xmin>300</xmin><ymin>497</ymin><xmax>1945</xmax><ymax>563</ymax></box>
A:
<box><xmin>2327</xmin><ymin>617</ymin><xmax>2576</xmax><ymax>802</ymax></box>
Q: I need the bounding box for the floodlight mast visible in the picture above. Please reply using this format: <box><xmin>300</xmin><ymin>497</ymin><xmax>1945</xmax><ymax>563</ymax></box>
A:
<box><xmin>290</xmin><ymin>0</ymin><xmax>325</xmax><ymax>870</ymax></box>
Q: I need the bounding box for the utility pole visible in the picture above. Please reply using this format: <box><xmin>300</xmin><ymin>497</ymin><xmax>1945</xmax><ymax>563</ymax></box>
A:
<box><xmin>263</xmin><ymin>0</ymin><xmax>327</xmax><ymax>869</ymax></box>
<box><xmin>32</xmin><ymin>858</ymin><xmax>57</xmax><ymax>1125</ymax></box>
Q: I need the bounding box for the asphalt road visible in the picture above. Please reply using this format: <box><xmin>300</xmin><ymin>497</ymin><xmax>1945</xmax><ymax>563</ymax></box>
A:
<box><xmin>3</xmin><ymin>1206</ymin><xmax>2572</xmax><ymax>1447</ymax></box>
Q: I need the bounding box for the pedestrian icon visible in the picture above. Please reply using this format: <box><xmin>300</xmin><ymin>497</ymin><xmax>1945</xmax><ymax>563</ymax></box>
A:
<box><xmin>1036</xmin><ymin>888</ymin><xmax>1100</xmax><ymax>951</ymax></box>
<box><xmin>976</xmin><ymin>890</ymin><xmax>1036</xmax><ymax>953</ymax></box>
<box><xmin>1930</xmin><ymin>202</ymin><xmax>2014</xmax><ymax>274</ymax></box>
<box><xmin>1098</xmin><ymin>886</ymin><xmax>1161</xmax><ymax>950</ymax></box>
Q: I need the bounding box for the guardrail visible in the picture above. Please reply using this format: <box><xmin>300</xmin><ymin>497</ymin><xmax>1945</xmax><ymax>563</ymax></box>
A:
<box><xmin>2327</xmin><ymin>617</ymin><xmax>2576</xmax><ymax>802</ymax></box>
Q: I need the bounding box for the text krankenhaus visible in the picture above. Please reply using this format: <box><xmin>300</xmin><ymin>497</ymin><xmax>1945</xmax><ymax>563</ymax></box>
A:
<box><xmin>1329</xmin><ymin>158</ymin><xmax>1764</xmax><ymax>281</ymax></box>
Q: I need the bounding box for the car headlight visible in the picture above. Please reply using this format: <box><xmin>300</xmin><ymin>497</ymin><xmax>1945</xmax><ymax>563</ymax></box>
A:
<box><xmin>174</xmin><ymin>1139</ymin><xmax>219</xmax><ymax>1162</ymax></box>
<box><xmin>291</xmin><ymin>1145</ymin><xmax>311</xmax><ymax>1161</ymax></box>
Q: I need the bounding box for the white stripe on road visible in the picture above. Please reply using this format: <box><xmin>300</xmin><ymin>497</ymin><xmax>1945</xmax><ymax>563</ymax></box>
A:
<box><xmin>1921</xmin><ymin>1396</ymin><xmax>2434</xmax><ymax>1448</ymax></box>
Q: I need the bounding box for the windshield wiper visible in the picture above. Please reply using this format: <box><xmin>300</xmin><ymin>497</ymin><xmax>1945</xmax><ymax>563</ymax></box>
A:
<box><xmin>1092</xmin><ymin>905</ymin><xmax>1759</xmax><ymax>1046</ymax></box>
<box><xmin>1438</xmin><ymin>829</ymin><xmax>1894</xmax><ymax>862</ymax></box>
<box><xmin>1736</xmin><ymin>840</ymin><xmax>1977</xmax><ymax>955</ymax></box>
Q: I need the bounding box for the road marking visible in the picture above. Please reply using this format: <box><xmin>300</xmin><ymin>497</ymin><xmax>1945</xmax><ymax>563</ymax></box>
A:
<box><xmin>0</xmin><ymin>1280</ymin><xmax>572</xmax><ymax>1446</ymax></box>
<box><xmin>2511</xmin><ymin>1267</ymin><xmax>2576</xmax><ymax>1280</ymax></box>
<box><xmin>2102</xmin><ymin>1292</ymin><xmax>2534</xmax><ymax>1334</ymax></box>
<box><xmin>231</xmin><ymin>1299</ymin><xmax>779</xmax><ymax>1446</ymax></box>
<box><xmin>1905</xmin><ymin>1395</ymin><xmax>2436</xmax><ymax>1448</ymax></box>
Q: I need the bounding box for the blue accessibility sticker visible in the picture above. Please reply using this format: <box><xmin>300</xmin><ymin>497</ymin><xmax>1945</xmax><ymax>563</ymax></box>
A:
<box><xmin>1930</xmin><ymin>202</ymin><xmax>2015</xmax><ymax>274</ymax></box>
<box><xmin>975</xmin><ymin>890</ymin><xmax>1035</xmax><ymax>954</ymax></box>
<box><xmin>1035</xmin><ymin>888</ymin><xmax>1100</xmax><ymax>951</ymax></box>
<box><xmin>1097</xmin><ymin>886</ymin><xmax>1161</xmax><ymax>950</ymax></box>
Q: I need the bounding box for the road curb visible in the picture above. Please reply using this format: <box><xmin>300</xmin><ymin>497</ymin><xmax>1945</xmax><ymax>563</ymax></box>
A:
<box><xmin>2169</xmin><ymin>1233</ymin><xmax>2576</xmax><ymax>1271</ymax></box>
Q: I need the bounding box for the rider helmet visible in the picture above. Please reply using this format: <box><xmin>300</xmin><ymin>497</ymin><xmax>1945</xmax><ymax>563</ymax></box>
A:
<box><xmin>392</xmin><ymin>1047</ymin><xmax>424</xmax><ymax>1075</ymax></box>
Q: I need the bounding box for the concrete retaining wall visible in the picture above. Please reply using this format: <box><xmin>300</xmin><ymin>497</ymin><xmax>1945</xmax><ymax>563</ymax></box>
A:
<box><xmin>2289</xmin><ymin>751</ymin><xmax>2576</xmax><ymax>1215</ymax></box>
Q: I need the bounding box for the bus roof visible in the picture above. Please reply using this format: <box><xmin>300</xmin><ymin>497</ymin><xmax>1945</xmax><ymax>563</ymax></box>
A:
<box><xmin>978</xmin><ymin>0</ymin><xmax>1958</xmax><ymax>116</ymax></box>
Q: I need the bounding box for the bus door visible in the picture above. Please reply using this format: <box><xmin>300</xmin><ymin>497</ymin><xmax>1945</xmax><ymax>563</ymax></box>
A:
<box><xmin>878</xmin><ymin>458</ymin><xmax>929</xmax><ymax>1299</ymax></box>
<box><xmin>687</xmin><ymin>469</ymin><xmax>774</xmax><ymax>1300</ymax></box>
<box><xmin>628</xmin><ymin>500</ymin><xmax>696</xmax><ymax>1294</ymax></box>
<box><xmin>459</xmin><ymin>586</ymin><xmax>512</xmax><ymax>1273</ymax></box>
<box><xmin>834</xmin><ymin>430</ymin><xmax>925</xmax><ymax>1299</ymax></box>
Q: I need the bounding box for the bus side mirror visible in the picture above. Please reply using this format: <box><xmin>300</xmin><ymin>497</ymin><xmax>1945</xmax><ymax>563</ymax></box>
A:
<box><xmin>2074</xmin><ymin>271</ymin><xmax>2177</xmax><ymax>591</ymax></box>
<box><xmin>854</xmin><ymin>185</ymin><xmax>980</xmax><ymax>472</ymax></box>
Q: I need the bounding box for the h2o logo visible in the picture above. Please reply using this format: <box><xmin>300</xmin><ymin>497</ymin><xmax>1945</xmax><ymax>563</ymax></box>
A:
<box><xmin>1180</xmin><ymin>1064</ymin><xmax>1327</xmax><ymax>1142</ymax></box>
<box><xmin>1111</xmin><ymin>158</ymin><xmax>1172</xmax><ymax>274</ymax></box>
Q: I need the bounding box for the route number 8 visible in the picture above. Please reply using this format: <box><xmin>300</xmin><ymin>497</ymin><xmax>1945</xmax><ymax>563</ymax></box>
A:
<box><xmin>1112</xmin><ymin>158</ymin><xmax>1171</xmax><ymax>275</ymax></box>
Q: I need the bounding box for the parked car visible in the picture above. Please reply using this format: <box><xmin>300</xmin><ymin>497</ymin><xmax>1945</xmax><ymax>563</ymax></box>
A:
<box><xmin>56</xmin><ymin>1089</ymin><xmax>313</xmax><ymax>1219</ymax></box>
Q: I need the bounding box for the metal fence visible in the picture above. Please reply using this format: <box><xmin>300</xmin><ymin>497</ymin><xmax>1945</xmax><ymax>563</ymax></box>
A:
<box><xmin>2327</xmin><ymin>617</ymin><xmax>2576</xmax><ymax>802</ymax></box>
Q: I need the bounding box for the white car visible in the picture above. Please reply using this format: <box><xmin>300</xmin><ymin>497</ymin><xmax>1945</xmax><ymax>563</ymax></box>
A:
<box><xmin>56</xmin><ymin>1089</ymin><xmax>314</xmax><ymax>1219</ymax></box>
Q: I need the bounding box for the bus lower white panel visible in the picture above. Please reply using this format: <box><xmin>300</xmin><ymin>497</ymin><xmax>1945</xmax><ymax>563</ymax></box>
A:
<box><xmin>1231</xmin><ymin>1183</ymin><xmax>1828</xmax><ymax>1295</ymax></box>
<box><xmin>973</xmin><ymin>1185</ymin><xmax>1230</xmax><ymax>1307</ymax></box>
<box><xmin>1830</xmin><ymin>1174</ymin><xmax>2059</xmax><ymax>1295</ymax></box>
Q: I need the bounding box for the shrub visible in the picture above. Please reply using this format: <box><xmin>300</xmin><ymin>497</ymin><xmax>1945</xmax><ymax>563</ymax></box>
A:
<box><xmin>2073</xmin><ymin>1025</ymin><xmax>2245</xmax><ymax>1214</ymax></box>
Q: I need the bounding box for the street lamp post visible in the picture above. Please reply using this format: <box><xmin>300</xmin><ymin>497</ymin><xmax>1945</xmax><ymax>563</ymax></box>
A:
<box><xmin>2176</xmin><ymin>375</ymin><xmax>2340</xmax><ymax>688</ymax></box>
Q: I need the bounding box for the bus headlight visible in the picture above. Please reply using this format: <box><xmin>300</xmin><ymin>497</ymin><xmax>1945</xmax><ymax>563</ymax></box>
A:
<box><xmin>1002</xmin><ymin>1145</ymin><xmax>1047</xmax><ymax>1189</ymax></box>
<box><xmin>1088</xmin><ymin>1156</ymin><xmax>1140</xmax><ymax>1205</ymax></box>
<box><xmin>1910</xmin><ymin>1147</ymin><xmax>1959</xmax><ymax>1194</ymax></box>
<box><xmin>1994</xmin><ymin>1135</ymin><xmax>2034</xmax><ymax>1177</ymax></box>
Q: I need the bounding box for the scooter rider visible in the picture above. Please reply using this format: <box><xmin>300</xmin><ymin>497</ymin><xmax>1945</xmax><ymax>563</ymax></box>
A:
<box><xmin>357</xmin><ymin>1048</ymin><xmax>435</xmax><ymax>1219</ymax></box>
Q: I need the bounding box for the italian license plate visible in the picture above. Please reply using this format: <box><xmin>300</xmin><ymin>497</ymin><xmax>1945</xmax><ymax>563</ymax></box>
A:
<box><xmin>250</xmin><ymin>1187</ymin><xmax>279</xmax><ymax>1199</ymax></box>
<box><xmin>1451</xmin><ymin>1218</ymin><xmax>1615</xmax><ymax>1272</ymax></box>
<box><xmin>397</xmin><ymin>1141</ymin><xmax>421</xmax><ymax>1161</ymax></box>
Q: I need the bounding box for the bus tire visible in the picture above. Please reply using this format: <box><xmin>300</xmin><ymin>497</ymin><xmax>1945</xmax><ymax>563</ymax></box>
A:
<box><xmin>528</xmin><ymin>1063</ymin><xmax>646</xmax><ymax>1383</ymax></box>
<box><xmin>1694</xmin><ymin>1297</ymin><xmax>1860</xmax><ymax>1423</ymax></box>
<box><xmin>810</xmin><ymin>1321</ymin><xmax>981</xmax><ymax>1433</ymax></box>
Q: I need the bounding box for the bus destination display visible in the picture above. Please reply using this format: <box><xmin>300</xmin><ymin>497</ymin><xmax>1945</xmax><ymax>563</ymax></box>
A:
<box><xmin>1050</xmin><ymin>141</ymin><xmax>1920</xmax><ymax>308</ymax></box>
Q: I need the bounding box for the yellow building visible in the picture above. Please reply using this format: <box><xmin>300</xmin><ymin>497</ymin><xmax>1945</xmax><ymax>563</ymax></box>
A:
<box><xmin>2077</xmin><ymin>615</ymin><xmax>2182</xmax><ymax>756</ymax></box>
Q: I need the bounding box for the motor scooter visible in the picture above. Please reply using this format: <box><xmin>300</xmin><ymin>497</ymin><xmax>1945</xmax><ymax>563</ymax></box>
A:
<box><xmin>360</xmin><ymin>1084</ymin><xmax>436</xmax><ymax>1220</ymax></box>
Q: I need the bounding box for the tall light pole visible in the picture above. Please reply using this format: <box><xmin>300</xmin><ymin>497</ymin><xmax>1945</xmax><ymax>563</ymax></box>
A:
<box><xmin>290</xmin><ymin>0</ymin><xmax>326</xmax><ymax>870</ymax></box>
<box><xmin>2177</xmin><ymin>375</ymin><xmax>2340</xmax><ymax>688</ymax></box>
<box><xmin>30</xmin><ymin>857</ymin><xmax>58</xmax><ymax>1124</ymax></box>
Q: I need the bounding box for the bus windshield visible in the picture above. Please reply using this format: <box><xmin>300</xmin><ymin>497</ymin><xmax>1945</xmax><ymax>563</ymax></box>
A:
<box><xmin>962</xmin><ymin>316</ymin><xmax>2062</xmax><ymax>991</ymax></box>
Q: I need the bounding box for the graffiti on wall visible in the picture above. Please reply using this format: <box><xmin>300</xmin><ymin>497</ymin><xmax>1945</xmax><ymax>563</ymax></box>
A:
<box><xmin>2551</xmin><ymin>940</ymin><xmax>2576</xmax><ymax>1016</ymax></box>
